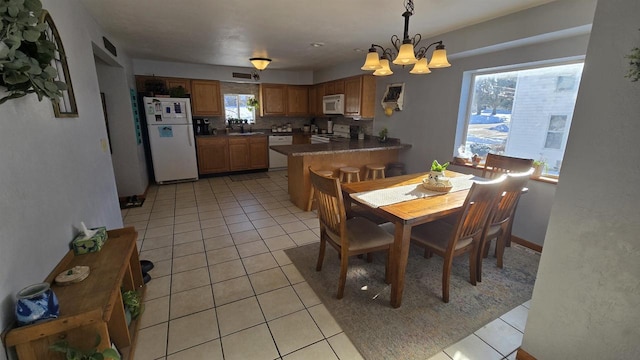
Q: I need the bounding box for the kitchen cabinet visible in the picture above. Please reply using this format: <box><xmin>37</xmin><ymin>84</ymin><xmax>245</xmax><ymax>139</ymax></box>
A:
<box><xmin>4</xmin><ymin>227</ymin><xmax>144</xmax><ymax>360</ymax></box>
<box><xmin>191</xmin><ymin>80</ymin><xmax>222</xmax><ymax>116</ymax></box>
<box><xmin>308</xmin><ymin>86</ymin><xmax>317</xmax><ymax>117</ymax></box>
<box><xmin>344</xmin><ymin>75</ymin><xmax>376</xmax><ymax>119</ymax></box>
<box><xmin>228</xmin><ymin>136</ymin><xmax>268</xmax><ymax>170</ymax></box>
<box><xmin>325</xmin><ymin>79</ymin><xmax>344</xmax><ymax>95</ymax></box>
<box><xmin>286</xmin><ymin>85</ymin><xmax>309</xmax><ymax>116</ymax></box>
<box><xmin>260</xmin><ymin>84</ymin><xmax>287</xmax><ymax>116</ymax></box>
<box><xmin>197</xmin><ymin>137</ymin><xmax>229</xmax><ymax>174</ymax></box>
<box><xmin>314</xmin><ymin>83</ymin><xmax>325</xmax><ymax>116</ymax></box>
<box><xmin>134</xmin><ymin>76</ymin><xmax>191</xmax><ymax>95</ymax></box>
<box><xmin>166</xmin><ymin>78</ymin><xmax>191</xmax><ymax>93</ymax></box>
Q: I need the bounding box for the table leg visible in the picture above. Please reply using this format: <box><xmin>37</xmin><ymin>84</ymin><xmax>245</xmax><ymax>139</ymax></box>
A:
<box><xmin>390</xmin><ymin>222</ymin><xmax>412</xmax><ymax>308</ymax></box>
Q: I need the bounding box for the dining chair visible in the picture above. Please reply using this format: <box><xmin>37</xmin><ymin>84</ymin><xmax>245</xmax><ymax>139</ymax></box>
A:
<box><xmin>482</xmin><ymin>153</ymin><xmax>534</xmax><ymax>179</ymax></box>
<box><xmin>409</xmin><ymin>175</ymin><xmax>506</xmax><ymax>303</ymax></box>
<box><xmin>309</xmin><ymin>167</ymin><xmax>394</xmax><ymax>299</ymax></box>
<box><xmin>477</xmin><ymin>168</ymin><xmax>533</xmax><ymax>282</ymax></box>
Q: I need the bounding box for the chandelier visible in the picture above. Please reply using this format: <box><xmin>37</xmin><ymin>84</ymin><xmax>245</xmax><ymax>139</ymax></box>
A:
<box><xmin>361</xmin><ymin>0</ymin><xmax>451</xmax><ymax>76</ymax></box>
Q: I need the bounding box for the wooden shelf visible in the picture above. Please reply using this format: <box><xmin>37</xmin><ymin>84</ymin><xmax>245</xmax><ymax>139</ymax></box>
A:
<box><xmin>4</xmin><ymin>227</ymin><xmax>144</xmax><ymax>360</ymax></box>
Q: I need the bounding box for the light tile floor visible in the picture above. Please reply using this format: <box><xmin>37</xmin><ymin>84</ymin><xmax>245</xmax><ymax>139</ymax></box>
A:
<box><xmin>122</xmin><ymin>171</ymin><xmax>531</xmax><ymax>360</ymax></box>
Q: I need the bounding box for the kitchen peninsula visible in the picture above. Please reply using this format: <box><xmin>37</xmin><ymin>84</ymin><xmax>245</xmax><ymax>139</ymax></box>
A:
<box><xmin>270</xmin><ymin>138</ymin><xmax>411</xmax><ymax>210</ymax></box>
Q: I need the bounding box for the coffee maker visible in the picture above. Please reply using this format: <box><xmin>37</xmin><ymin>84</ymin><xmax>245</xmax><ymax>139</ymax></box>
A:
<box><xmin>202</xmin><ymin>119</ymin><xmax>210</xmax><ymax>135</ymax></box>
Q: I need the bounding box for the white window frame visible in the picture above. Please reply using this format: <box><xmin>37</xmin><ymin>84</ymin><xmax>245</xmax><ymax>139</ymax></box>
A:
<box><xmin>457</xmin><ymin>57</ymin><xmax>585</xmax><ymax>179</ymax></box>
<box><xmin>224</xmin><ymin>93</ymin><xmax>256</xmax><ymax>124</ymax></box>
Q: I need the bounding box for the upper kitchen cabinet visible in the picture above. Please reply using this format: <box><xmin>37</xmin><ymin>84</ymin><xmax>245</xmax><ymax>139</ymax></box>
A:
<box><xmin>166</xmin><ymin>78</ymin><xmax>191</xmax><ymax>94</ymax></box>
<box><xmin>135</xmin><ymin>76</ymin><xmax>191</xmax><ymax>95</ymax></box>
<box><xmin>191</xmin><ymin>80</ymin><xmax>222</xmax><ymax>116</ymax></box>
<box><xmin>308</xmin><ymin>86</ymin><xmax>317</xmax><ymax>117</ymax></box>
<box><xmin>313</xmin><ymin>83</ymin><xmax>325</xmax><ymax>116</ymax></box>
<box><xmin>324</xmin><ymin>80</ymin><xmax>344</xmax><ymax>96</ymax></box>
<box><xmin>260</xmin><ymin>84</ymin><xmax>287</xmax><ymax>116</ymax></box>
<box><xmin>344</xmin><ymin>75</ymin><xmax>376</xmax><ymax>119</ymax></box>
<box><xmin>286</xmin><ymin>85</ymin><xmax>309</xmax><ymax>116</ymax></box>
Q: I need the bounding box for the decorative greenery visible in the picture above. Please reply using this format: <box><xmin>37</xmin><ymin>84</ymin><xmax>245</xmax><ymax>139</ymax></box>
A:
<box><xmin>247</xmin><ymin>97</ymin><xmax>259</xmax><ymax>111</ymax></box>
<box><xmin>121</xmin><ymin>290</ymin><xmax>143</xmax><ymax>319</ymax></box>
<box><xmin>625</xmin><ymin>37</ymin><xmax>640</xmax><ymax>82</ymax></box>
<box><xmin>50</xmin><ymin>335</ymin><xmax>120</xmax><ymax>360</ymax></box>
<box><xmin>431</xmin><ymin>160</ymin><xmax>450</xmax><ymax>172</ymax></box>
<box><xmin>0</xmin><ymin>0</ymin><xmax>68</xmax><ymax>104</ymax></box>
<box><xmin>378</xmin><ymin>127</ymin><xmax>388</xmax><ymax>139</ymax></box>
<box><xmin>168</xmin><ymin>86</ymin><xmax>187</xmax><ymax>98</ymax></box>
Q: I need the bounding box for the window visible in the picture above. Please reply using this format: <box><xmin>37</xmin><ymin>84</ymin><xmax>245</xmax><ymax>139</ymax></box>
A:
<box><xmin>224</xmin><ymin>94</ymin><xmax>255</xmax><ymax>124</ymax></box>
<box><xmin>460</xmin><ymin>62</ymin><xmax>584</xmax><ymax>177</ymax></box>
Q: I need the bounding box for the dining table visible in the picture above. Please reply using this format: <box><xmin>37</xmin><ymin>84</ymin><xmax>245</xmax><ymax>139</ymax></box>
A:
<box><xmin>341</xmin><ymin>170</ymin><xmax>477</xmax><ymax>308</ymax></box>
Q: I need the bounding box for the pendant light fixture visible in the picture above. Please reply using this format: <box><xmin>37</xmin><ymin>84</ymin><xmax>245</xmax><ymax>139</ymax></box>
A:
<box><xmin>249</xmin><ymin>57</ymin><xmax>272</xmax><ymax>71</ymax></box>
<box><xmin>361</xmin><ymin>0</ymin><xmax>451</xmax><ymax>76</ymax></box>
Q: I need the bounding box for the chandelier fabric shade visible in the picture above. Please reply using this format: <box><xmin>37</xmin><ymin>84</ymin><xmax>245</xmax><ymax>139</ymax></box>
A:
<box><xmin>249</xmin><ymin>57</ymin><xmax>272</xmax><ymax>71</ymax></box>
<box><xmin>361</xmin><ymin>0</ymin><xmax>451</xmax><ymax>76</ymax></box>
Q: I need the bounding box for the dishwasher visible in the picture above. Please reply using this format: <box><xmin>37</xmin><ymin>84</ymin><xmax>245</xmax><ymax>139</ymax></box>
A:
<box><xmin>269</xmin><ymin>135</ymin><xmax>292</xmax><ymax>169</ymax></box>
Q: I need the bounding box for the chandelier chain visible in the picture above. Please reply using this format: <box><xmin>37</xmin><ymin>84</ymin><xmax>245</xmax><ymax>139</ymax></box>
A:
<box><xmin>404</xmin><ymin>0</ymin><xmax>415</xmax><ymax>15</ymax></box>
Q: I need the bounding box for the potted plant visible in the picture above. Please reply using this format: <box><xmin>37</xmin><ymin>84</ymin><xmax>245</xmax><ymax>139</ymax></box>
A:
<box><xmin>168</xmin><ymin>86</ymin><xmax>187</xmax><ymax>98</ymax></box>
<box><xmin>378</xmin><ymin>127</ymin><xmax>388</xmax><ymax>142</ymax></box>
<box><xmin>121</xmin><ymin>290</ymin><xmax>143</xmax><ymax>325</ymax></box>
<box><xmin>50</xmin><ymin>335</ymin><xmax>120</xmax><ymax>360</ymax></box>
<box><xmin>247</xmin><ymin>97</ymin><xmax>259</xmax><ymax>112</ymax></box>
<box><xmin>625</xmin><ymin>31</ymin><xmax>640</xmax><ymax>82</ymax></box>
<box><xmin>532</xmin><ymin>159</ymin><xmax>547</xmax><ymax>178</ymax></box>
<box><xmin>0</xmin><ymin>0</ymin><xmax>68</xmax><ymax>105</ymax></box>
<box><xmin>430</xmin><ymin>159</ymin><xmax>449</xmax><ymax>175</ymax></box>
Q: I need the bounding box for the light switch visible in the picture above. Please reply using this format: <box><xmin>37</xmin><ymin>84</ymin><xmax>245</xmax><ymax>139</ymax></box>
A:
<box><xmin>100</xmin><ymin>138</ymin><xmax>109</xmax><ymax>153</ymax></box>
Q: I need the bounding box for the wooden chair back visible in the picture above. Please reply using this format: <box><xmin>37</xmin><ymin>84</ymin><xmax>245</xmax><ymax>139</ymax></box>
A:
<box><xmin>490</xmin><ymin>168</ymin><xmax>533</xmax><ymax>227</ymax></box>
<box><xmin>309</xmin><ymin>168</ymin><xmax>348</xmax><ymax>245</ymax></box>
<box><xmin>448</xmin><ymin>175</ymin><xmax>506</xmax><ymax>253</ymax></box>
<box><xmin>482</xmin><ymin>154</ymin><xmax>533</xmax><ymax>179</ymax></box>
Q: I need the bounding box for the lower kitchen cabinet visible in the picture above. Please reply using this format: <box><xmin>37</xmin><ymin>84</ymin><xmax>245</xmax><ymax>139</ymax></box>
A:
<box><xmin>197</xmin><ymin>137</ymin><xmax>230</xmax><ymax>174</ymax></box>
<box><xmin>229</xmin><ymin>136</ymin><xmax>268</xmax><ymax>170</ymax></box>
<box><xmin>197</xmin><ymin>136</ymin><xmax>268</xmax><ymax>174</ymax></box>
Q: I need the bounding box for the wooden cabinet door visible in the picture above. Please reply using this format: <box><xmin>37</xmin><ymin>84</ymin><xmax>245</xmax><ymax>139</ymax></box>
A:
<box><xmin>197</xmin><ymin>137</ymin><xmax>229</xmax><ymax>174</ymax></box>
<box><xmin>260</xmin><ymin>84</ymin><xmax>287</xmax><ymax>116</ymax></box>
<box><xmin>316</xmin><ymin>83</ymin><xmax>325</xmax><ymax>115</ymax></box>
<box><xmin>249</xmin><ymin>136</ymin><xmax>269</xmax><ymax>169</ymax></box>
<box><xmin>191</xmin><ymin>80</ymin><xmax>222</xmax><ymax>116</ymax></box>
<box><xmin>344</xmin><ymin>76</ymin><xmax>363</xmax><ymax>116</ymax></box>
<box><xmin>166</xmin><ymin>78</ymin><xmax>191</xmax><ymax>94</ymax></box>
<box><xmin>286</xmin><ymin>85</ymin><xmax>309</xmax><ymax>116</ymax></box>
<box><xmin>308</xmin><ymin>86</ymin><xmax>317</xmax><ymax>116</ymax></box>
<box><xmin>228</xmin><ymin>138</ymin><xmax>250</xmax><ymax>170</ymax></box>
<box><xmin>360</xmin><ymin>75</ymin><xmax>377</xmax><ymax>119</ymax></box>
<box><xmin>324</xmin><ymin>81</ymin><xmax>335</xmax><ymax>96</ymax></box>
<box><xmin>333</xmin><ymin>80</ymin><xmax>345</xmax><ymax>95</ymax></box>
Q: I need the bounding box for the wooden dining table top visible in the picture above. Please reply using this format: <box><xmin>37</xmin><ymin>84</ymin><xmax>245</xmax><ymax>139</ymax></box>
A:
<box><xmin>341</xmin><ymin>170</ymin><xmax>474</xmax><ymax>225</ymax></box>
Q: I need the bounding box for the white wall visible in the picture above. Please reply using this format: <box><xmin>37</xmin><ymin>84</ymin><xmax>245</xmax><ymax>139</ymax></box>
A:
<box><xmin>521</xmin><ymin>0</ymin><xmax>640</xmax><ymax>357</ymax></box>
<box><xmin>0</xmin><ymin>1</ymin><xmax>132</xmax><ymax>358</ymax></box>
<box><xmin>95</xmin><ymin>60</ymin><xmax>149</xmax><ymax>197</ymax></box>
<box><xmin>133</xmin><ymin>59</ymin><xmax>313</xmax><ymax>85</ymax></box>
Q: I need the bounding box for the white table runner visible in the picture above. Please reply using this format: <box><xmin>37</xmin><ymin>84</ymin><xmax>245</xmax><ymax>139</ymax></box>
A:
<box><xmin>350</xmin><ymin>174</ymin><xmax>476</xmax><ymax>208</ymax></box>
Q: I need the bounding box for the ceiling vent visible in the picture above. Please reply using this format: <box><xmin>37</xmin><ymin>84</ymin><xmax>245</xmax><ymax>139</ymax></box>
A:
<box><xmin>102</xmin><ymin>36</ymin><xmax>117</xmax><ymax>57</ymax></box>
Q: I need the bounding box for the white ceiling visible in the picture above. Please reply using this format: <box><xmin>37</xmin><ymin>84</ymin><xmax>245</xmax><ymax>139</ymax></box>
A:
<box><xmin>79</xmin><ymin>0</ymin><xmax>556</xmax><ymax>72</ymax></box>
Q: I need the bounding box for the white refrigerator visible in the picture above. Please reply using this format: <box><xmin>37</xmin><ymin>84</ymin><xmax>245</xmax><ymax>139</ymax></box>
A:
<box><xmin>144</xmin><ymin>97</ymin><xmax>198</xmax><ymax>184</ymax></box>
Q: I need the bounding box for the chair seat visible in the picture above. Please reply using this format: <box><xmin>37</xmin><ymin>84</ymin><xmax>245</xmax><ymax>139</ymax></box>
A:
<box><xmin>326</xmin><ymin>217</ymin><xmax>393</xmax><ymax>252</ymax></box>
<box><xmin>410</xmin><ymin>221</ymin><xmax>473</xmax><ymax>253</ymax></box>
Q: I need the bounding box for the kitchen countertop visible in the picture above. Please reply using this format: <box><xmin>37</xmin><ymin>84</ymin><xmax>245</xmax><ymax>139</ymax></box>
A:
<box><xmin>270</xmin><ymin>138</ymin><xmax>411</xmax><ymax>156</ymax></box>
<box><xmin>195</xmin><ymin>129</ymin><xmax>306</xmax><ymax>138</ymax></box>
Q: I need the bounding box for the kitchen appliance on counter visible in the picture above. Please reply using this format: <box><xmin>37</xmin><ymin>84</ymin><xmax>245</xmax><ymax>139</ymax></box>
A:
<box><xmin>144</xmin><ymin>97</ymin><xmax>198</xmax><ymax>184</ymax></box>
<box><xmin>269</xmin><ymin>135</ymin><xmax>293</xmax><ymax>169</ymax></box>
<box><xmin>322</xmin><ymin>94</ymin><xmax>345</xmax><ymax>115</ymax></box>
<box><xmin>310</xmin><ymin>124</ymin><xmax>351</xmax><ymax>144</ymax></box>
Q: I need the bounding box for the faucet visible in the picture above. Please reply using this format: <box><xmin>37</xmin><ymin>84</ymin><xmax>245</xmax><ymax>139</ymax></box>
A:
<box><xmin>240</xmin><ymin>124</ymin><xmax>245</xmax><ymax>133</ymax></box>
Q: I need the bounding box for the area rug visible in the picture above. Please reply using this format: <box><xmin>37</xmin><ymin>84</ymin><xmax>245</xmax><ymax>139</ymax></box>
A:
<box><xmin>285</xmin><ymin>241</ymin><xmax>540</xmax><ymax>360</ymax></box>
<box><xmin>229</xmin><ymin>172</ymin><xmax>270</xmax><ymax>181</ymax></box>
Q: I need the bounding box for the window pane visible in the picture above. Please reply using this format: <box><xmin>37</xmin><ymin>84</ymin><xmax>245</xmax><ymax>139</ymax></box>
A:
<box><xmin>224</xmin><ymin>94</ymin><xmax>255</xmax><ymax>124</ymax></box>
<box><xmin>463</xmin><ymin>62</ymin><xmax>584</xmax><ymax>176</ymax></box>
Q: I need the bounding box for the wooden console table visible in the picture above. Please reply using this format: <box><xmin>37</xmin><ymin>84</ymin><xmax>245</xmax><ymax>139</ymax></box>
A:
<box><xmin>4</xmin><ymin>227</ymin><xmax>144</xmax><ymax>359</ymax></box>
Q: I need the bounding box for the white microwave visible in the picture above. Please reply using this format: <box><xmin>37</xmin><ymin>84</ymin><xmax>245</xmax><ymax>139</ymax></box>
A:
<box><xmin>323</xmin><ymin>94</ymin><xmax>345</xmax><ymax>115</ymax></box>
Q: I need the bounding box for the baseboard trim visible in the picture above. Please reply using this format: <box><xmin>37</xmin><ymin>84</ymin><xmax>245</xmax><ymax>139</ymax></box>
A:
<box><xmin>516</xmin><ymin>348</ymin><xmax>537</xmax><ymax>360</ymax></box>
<box><xmin>512</xmin><ymin>235</ymin><xmax>542</xmax><ymax>253</ymax></box>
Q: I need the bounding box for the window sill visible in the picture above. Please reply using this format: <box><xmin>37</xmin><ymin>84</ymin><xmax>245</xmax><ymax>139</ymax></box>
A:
<box><xmin>451</xmin><ymin>162</ymin><xmax>559</xmax><ymax>185</ymax></box>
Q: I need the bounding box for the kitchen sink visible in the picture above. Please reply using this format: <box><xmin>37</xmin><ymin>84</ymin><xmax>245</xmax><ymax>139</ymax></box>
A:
<box><xmin>227</xmin><ymin>132</ymin><xmax>264</xmax><ymax>136</ymax></box>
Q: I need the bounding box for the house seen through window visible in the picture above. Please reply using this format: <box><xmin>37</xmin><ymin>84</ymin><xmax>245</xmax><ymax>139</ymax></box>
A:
<box><xmin>224</xmin><ymin>94</ymin><xmax>256</xmax><ymax>124</ymax></box>
<box><xmin>460</xmin><ymin>61</ymin><xmax>584</xmax><ymax>177</ymax></box>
